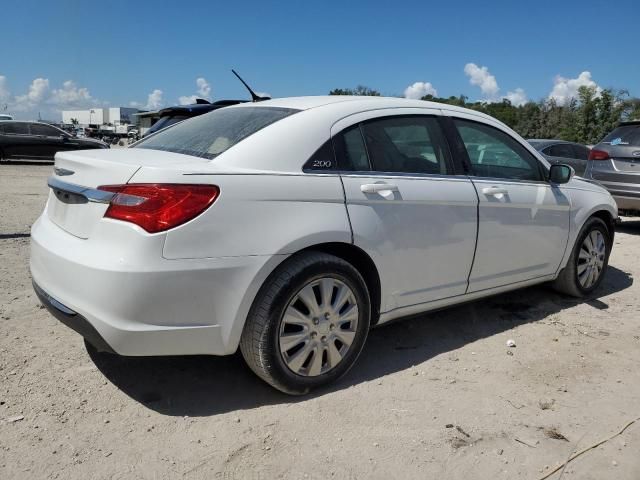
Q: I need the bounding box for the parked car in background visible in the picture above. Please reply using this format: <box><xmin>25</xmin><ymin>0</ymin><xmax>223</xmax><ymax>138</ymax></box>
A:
<box><xmin>143</xmin><ymin>99</ymin><xmax>247</xmax><ymax>138</ymax></box>
<box><xmin>0</xmin><ymin>121</ymin><xmax>108</xmax><ymax>162</ymax></box>
<box><xmin>32</xmin><ymin>97</ymin><xmax>617</xmax><ymax>394</ymax></box>
<box><xmin>585</xmin><ymin>120</ymin><xmax>640</xmax><ymax>215</ymax></box>
<box><xmin>528</xmin><ymin>139</ymin><xmax>590</xmax><ymax>176</ymax></box>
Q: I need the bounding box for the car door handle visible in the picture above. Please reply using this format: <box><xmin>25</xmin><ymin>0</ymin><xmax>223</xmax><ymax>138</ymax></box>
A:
<box><xmin>482</xmin><ymin>186</ymin><xmax>508</xmax><ymax>196</ymax></box>
<box><xmin>360</xmin><ymin>183</ymin><xmax>399</xmax><ymax>194</ymax></box>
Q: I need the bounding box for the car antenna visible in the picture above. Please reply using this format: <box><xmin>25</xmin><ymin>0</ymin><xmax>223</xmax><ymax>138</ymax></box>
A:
<box><xmin>231</xmin><ymin>69</ymin><xmax>270</xmax><ymax>102</ymax></box>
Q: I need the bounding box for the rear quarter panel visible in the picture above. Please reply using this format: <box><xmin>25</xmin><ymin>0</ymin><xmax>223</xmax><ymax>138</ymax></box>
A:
<box><xmin>127</xmin><ymin>169</ymin><xmax>352</xmax><ymax>259</ymax></box>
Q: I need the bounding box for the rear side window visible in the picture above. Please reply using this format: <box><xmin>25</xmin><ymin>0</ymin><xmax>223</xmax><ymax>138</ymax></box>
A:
<box><xmin>334</xmin><ymin>125</ymin><xmax>370</xmax><ymax>171</ymax></box>
<box><xmin>135</xmin><ymin>107</ymin><xmax>299</xmax><ymax>159</ymax></box>
<box><xmin>602</xmin><ymin>125</ymin><xmax>640</xmax><ymax>146</ymax></box>
<box><xmin>454</xmin><ymin>119</ymin><xmax>542</xmax><ymax>181</ymax></box>
<box><xmin>547</xmin><ymin>143</ymin><xmax>574</xmax><ymax>159</ymax></box>
<box><xmin>3</xmin><ymin>123</ymin><xmax>29</xmax><ymax>135</ymax></box>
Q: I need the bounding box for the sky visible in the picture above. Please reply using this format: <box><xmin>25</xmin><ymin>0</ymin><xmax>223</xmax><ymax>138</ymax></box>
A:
<box><xmin>1</xmin><ymin>0</ymin><xmax>639</xmax><ymax>120</ymax></box>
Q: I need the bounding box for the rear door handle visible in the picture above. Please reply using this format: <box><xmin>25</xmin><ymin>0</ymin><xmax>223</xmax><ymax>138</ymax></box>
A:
<box><xmin>360</xmin><ymin>183</ymin><xmax>399</xmax><ymax>194</ymax></box>
<box><xmin>482</xmin><ymin>186</ymin><xmax>508</xmax><ymax>196</ymax></box>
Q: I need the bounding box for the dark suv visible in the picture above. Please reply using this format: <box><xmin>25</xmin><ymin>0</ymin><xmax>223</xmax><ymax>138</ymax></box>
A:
<box><xmin>0</xmin><ymin>121</ymin><xmax>108</xmax><ymax>162</ymax></box>
<box><xmin>586</xmin><ymin>120</ymin><xmax>640</xmax><ymax>214</ymax></box>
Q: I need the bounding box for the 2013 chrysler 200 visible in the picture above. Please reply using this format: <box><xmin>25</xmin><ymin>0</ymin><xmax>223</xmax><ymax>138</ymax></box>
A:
<box><xmin>31</xmin><ymin>97</ymin><xmax>617</xmax><ymax>394</ymax></box>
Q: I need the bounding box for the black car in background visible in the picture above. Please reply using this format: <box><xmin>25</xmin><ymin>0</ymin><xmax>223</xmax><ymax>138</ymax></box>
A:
<box><xmin>527</xmin><ymin>139</ymin><xmax>591</xmax><ymax>176</ymax></box>
<box><xmin>0</xmin><ymin>121</ymin><xmax>108</xmax><ymax>162</ymax></box>
<box><xmin>143</xmin><ymin>99</ymin><xmax>247</xmax><ymax>138</ymax></box>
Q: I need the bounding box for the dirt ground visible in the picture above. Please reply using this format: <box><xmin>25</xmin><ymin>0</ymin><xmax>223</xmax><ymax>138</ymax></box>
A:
<box><xmin>1</xmin><ymin>162</ymin><xmax>639</xmax><ymax>480</ymax></box>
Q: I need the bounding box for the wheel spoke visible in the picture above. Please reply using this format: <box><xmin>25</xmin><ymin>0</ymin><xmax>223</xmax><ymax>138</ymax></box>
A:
<box><xmin>332</xmin><ymin>283</ymin><xmax>351</xmax><ymax>313</ymax></box>
<box><xmin>577</xmin><ymin>263</ymin><xmax>588</xmax><ymax>275</ymax></box>
<box><xmin>283</xmin><ymin>306</ymin><xmax>312</xmax><ymax>328</ymax></box>
<box><xmin>590</xmin><ymin>231</ymin><xmax>600</xmax><ymax>253</ymax></box>
<box><xmin>307</xmin><ymin>347</ymin><xmax>324</xmax><ymax>376</ymax></box>
<box><xmin>279</xmin><ymin>330</ymin><xmax>309</xmax><ymax>351</ymax></box>
<box><xmin>297</xmin><ymin>284</ymin><xmax>321</xmax><ymax>317</ymax></box>
<box><xmin>337</xmin><ymin>303</ymin><xmax>358</xmax><ymax>326</ymax></box>
<box><xmin>578</xmin><ymin>248</ymin><xmax>590</xmax><ymax>261</ymax></box>
<box><xmin>319</xmin><ymin>278</ymin><xmax>334</xmax><ymax>309</ymax></box>
<box><xmin>583</xmin><ymin>234</ymin><xmax>593</xmax><ymax>252</ymax></box>
<box><xmin>326</xmin><ymin>340</ymin><xmax>342</xmax><ymax>368</ymax></box>
<box><xmin>286</xmin><ymin>341</ymin><xmax>314</xmax><ymax>373</ymax></box>
<box><xmin>334</xmin><ymin>329</ymin><xmax>356</xmax><ymax>347</ymax></box>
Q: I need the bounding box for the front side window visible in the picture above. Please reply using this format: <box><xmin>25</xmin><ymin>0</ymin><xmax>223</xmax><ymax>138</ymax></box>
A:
<box><xmin>30</xmin><ymin>123</ymin><xmax>62</xmax><ymax>136</ymax></box>
<box><xmin>454</xmin><ymin>119</ymin><xmax>542</xmax><ymax>181</ymax></box>
<box><xmin>360</xmin><ymin>116</ymin><xmax>451</xmax><ymax>175</ymax></box>
<box><xmin>135</xmin><ymin>106</ymin><xmax>299</xmax><ymax>159</ymax></box>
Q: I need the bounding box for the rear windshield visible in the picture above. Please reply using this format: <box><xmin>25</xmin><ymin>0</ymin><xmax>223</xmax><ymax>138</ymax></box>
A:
<box><xmin>135</xmin><ymin>106</ymin><xmax>299</xmax><ymax>159</ymax></box>
<box><xmin>602</xmin><ymin>125</ymin><xmax>640</xmax><ymax>146</ymax></box>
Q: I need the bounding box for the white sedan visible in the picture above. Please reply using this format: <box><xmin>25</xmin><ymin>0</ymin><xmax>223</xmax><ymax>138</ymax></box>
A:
<box><xmin>31</xmin><ymin>96</ymin><xmax>617</xmax><ymax>394</ymax></box>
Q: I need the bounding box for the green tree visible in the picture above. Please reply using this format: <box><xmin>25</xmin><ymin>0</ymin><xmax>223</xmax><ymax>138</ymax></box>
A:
<box><xmin>329</xmin><ymin>85</ymin><xmax>381</xmax><ymax>96</ymax></box>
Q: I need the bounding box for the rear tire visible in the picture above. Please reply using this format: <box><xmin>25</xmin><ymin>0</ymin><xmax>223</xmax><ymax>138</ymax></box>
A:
<box><xmin>552</xmin><ymin>217</ymin><xmax>611</xmax><ymax>297</ymax></box>
<box><xmin>240</xmin><ymin>251</ymin><xmax>371</xmax><ymax>395</ymax></box>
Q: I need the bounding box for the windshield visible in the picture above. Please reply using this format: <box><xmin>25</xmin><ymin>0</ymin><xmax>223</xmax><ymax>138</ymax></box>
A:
<box><xmin>135</xmin><ymin>106</ymin><xmax>299</xmax><ymax>159</ymax></box>
<box><xmin>602</xmin><ymin>125</ymin><xmax>640</xmax><ymax>146</ymax></box>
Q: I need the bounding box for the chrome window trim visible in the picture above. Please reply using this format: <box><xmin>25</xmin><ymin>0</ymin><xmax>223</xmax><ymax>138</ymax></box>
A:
<box><xmin>47</xmin><ymin>176</ymin><xmax>115</xmax><ymax>204</ymax></box>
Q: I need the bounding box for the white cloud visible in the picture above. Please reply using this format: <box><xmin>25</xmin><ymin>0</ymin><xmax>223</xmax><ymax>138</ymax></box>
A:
<box><xmin>178</xmin><ymin>95</ymin><xmax>198</xmax><ymax>105</ymax></box>
<box><xmin>146</xmin><ymin>89</ymin><xmax>164</xmax><ymax>110</ymax></box>
<box><xmin>404</xmin><ymin>81</ymin><xmax>438</xmax><ymax>99</ymax></box>
<box><xmin>0</xmin><ymin>75</ymin><xmax>10</xmax><ymax>102</ymax></box>
<box><xmin>504</xmin><ymin>88</ymin><xmax>528</xmax><ymax>106</ymax></box>
<box><xmin>255</xmin><ymin>91</ymin><xmax>271</xmax><ymax>98</ymax></box>
<box><xmin>50</xmin><ymin>80</ymin><xmax>94</xmax><ymax>108</ymax></box>
<box><xmin>196</xmin><ymin>77</ymin><xmax>211</xmax><ymax>98</ymax></box>
<box><xmin>13</xmin><ymin>77</ymin><xmax>50</xmax><ymax>111</ymax></box>
<box><xmin>178</xmin><ymin>77</ymin><xmax>212</xmax><ymax>105</ymax></box>
<box><xmin>464</xmin><ymin>63</ymin><xmax>499</xmax><ymax>99</ymax></box>
<box><xmin>548</xmin><ymin>71</ymin><xmax>601</xmax><ymax>105</ymax></box>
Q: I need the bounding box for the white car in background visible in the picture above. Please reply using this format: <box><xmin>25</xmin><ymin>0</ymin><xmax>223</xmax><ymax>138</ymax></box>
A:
<box><xmin>31</xmin><ymin>96</ymin><xmax>617</xmax><ymax>394</ymax></box>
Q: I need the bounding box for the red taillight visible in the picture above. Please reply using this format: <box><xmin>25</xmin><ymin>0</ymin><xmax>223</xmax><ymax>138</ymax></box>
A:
<box><xmin>588</xmin><ymin>149</ymin><xmax>610</xmax><ymax>161</ymax></box>
<box><xmin>97</xmin><ymin>184</ymin><xmax>219</xmax><ymax>233</ymax></box>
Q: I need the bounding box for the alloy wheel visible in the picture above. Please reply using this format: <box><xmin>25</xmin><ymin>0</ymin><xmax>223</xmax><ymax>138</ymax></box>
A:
<box><xmin>278</xmin><ymin>277</ymin><xmax>359</xmax><ymax>377</ymax></box>
<box><xmin>577</xmin><ymin>230</ymin><xmax>606</xmax><ymax>289</ymax></box>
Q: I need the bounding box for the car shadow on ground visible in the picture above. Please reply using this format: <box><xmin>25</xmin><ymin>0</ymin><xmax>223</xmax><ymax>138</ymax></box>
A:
<box><xmin>88</xmin><ymin>266</ymin><xmax>632</xmax><ymax>417</ymax></box>
<box><xmin>1</xmin><ymin>160</ymin><xmax>53</xmax><ymax>166</ymax></box>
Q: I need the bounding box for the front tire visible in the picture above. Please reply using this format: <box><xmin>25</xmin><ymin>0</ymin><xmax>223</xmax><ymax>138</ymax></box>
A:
<box><xmin>240</xmin><ymin>251</ymin><xmax>371</xmax><ymax>395</ymax></box>
<box><xmin>552</xmin><ymin>217</ymin><xmax>611</xmax><ymax>297</ymax></box>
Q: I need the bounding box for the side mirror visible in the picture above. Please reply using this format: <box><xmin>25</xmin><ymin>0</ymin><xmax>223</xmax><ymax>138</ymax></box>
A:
<box><xmin>549</xmin><ymin>164</ymin><xmax>574</xmax><ymax>184</ymax></box>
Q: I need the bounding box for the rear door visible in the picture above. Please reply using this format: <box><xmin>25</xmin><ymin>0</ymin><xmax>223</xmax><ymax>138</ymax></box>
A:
<box><xmin>449</xmin><ymin>115</ymin><xmax>571</xmax><ymax>292</ymax></box>
<box><xmin>335</xmin><ymin>110</ymin><xmax>478</xmax><ymax>312</ymax></box>
<box><xmin>0</xmin><ymin>122</ymin><xmax>34</xmax><ymax>159</ymax></box>
<box><xmin>28</xmin><ymin>123</ymin><xmax>67</xmax><ymax>159</ymax></box>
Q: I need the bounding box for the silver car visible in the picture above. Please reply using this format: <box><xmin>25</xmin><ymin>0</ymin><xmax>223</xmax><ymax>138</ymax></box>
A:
<box><xmin>528</xmin><ymin>139</ymin><xmax>591</xmax><ymax>176</ymax></box>
<box><xmin>585</xmin><ymin>120</ymin><xmax>640</xmax><ymax>215</ymax></box>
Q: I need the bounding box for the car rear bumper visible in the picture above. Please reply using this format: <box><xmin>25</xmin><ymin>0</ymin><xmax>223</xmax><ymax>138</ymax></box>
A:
<box><xmin>30</xmin><ymin>213</ymin><xmax>282</xmax><ymax>356</ymax></box>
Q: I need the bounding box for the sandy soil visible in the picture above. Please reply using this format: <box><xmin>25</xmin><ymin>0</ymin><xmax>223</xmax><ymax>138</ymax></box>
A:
<box><xmin>1</xmin><ymin>162</ymin><xmax>639</xmax><ymax>479</ymax></box>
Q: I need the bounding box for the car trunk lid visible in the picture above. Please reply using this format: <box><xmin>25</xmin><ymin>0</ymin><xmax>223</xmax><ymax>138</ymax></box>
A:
<box><xmin>47</xmin><ymin>148</ymin><xmax>211</xmax><ymax>239</ymax></box>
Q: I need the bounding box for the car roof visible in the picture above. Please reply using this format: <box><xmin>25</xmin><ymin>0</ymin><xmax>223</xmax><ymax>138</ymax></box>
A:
<box><xmin>236</xmin><ymin>95</ymin><xmax>504</xmax><ymax>125</ymax></box>
<box><xmin>527</xmin><ymin>139</ymin><xmax>582</xmax><ymax>148</ymax></box>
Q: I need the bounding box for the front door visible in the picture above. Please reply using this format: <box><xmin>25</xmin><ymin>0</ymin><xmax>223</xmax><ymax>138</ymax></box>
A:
<box><xmin>336</xmin><ymin>112</ymin><xmax>478</xmax><ymax>312</ymax></box>
<box><xmin>450</xmin><ymin>116</ymin><xmax>571</xmax><ymax>292</ymax></box>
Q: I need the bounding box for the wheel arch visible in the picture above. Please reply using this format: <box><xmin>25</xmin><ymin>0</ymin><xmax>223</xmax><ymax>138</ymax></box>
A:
<box><xmin>298</xmin><ymin>242</ymin><xmax>382</xmax><ymax>326</ymax></box>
